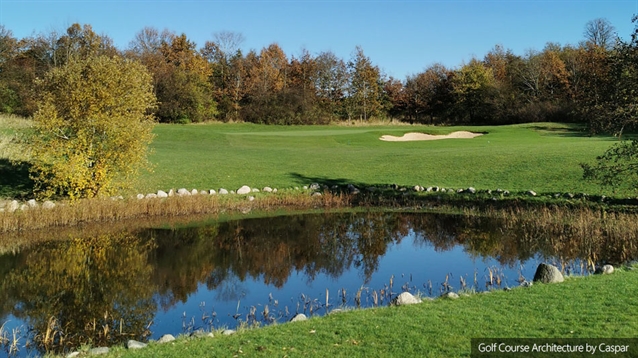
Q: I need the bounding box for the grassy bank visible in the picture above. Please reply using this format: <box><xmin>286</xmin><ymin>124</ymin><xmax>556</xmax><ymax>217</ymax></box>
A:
<box><xmin>95</xmin><ymin>266</ymin><xmax>638</xmax><ymax>358</ymax></box>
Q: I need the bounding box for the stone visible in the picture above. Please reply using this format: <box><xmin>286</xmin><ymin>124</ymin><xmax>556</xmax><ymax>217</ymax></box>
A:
<box><xmin>273</xmin><ymin>188</ymin><xmax>278</xmax><ymax>193</ymax></box>
<box><xmin>237</xmin><ymin>185</ymin><xmax>251</xmax><ymax>195</ymax></box>
<box><xmin>66</xmin><ymin>352</ymin><xmax>80</xmax><ymax>358</ymax></box>
<box><xmin>157</xmin><ymin>334</ymin><xmax>175</xmax><ymax>343</ymax></box>
<box><xmin>20</xmin><ymin>204</ymin><xmax>28</xmax><ymax>211</ymax></box>
<box><xmin>391</xmin><ymin>292</ymin><xmax>422</xmax><ymax>305</ymax></box>
<box><xmin>426</xmin><ymin>187</ymin><xmax>433</xmax><ymax>192</ymax></box>
<box><xmin>527</xmin><ymin>190</ymin><xmax>537</xmax><ymax>196</ymax></box>
<box><xmin>248</xmin><ymin>196</ymin><xmax>255</xmax><ymax>201</ymax></box>
<box><xmin>309</xmin><ymin>183</ymin><xmax>320</xmax><ymax>190</ymax></box>
<box><xmin>177</xmin><ymin>188</ymin><xmax>190</xmax><ymax>196</ymax></box>
<box><xmin>7</xmin><ymin>200</ymin><xmax>19</xmax><ymax>213</ymax></box>
<box><xmin>311</xmin><ymin>192</ymin><xmax>322</xmax><ymax>197</ymax></box>
<box><xmin>157</xmin><ymin>190</ymin><xmax>168</xmax><ymax>198</ymax></box>
<box><xmin>564</xmin><ymin>192</ymin><xmax>575</xmax><ymax>199</ymax></box>
<box><xmin>136</xmin><ymin>194</ymin><xmax>145</xmax><ymax>200</ymax></box>
<box><xmin>303</xmin><ymin>186</ymin><xmax>308</xmax><ymax>190</ymax></box>
<box><xmin>191</xmin><ymin>189</ymin><xmax>198</xmax><ymax>195</ymax></box>
<box><xmin>222</xmin><ymin>329</ymin><xmax>236</xmax><ymax>335</ymax></box>
<box><xmin>457</xmin><ymin>188</ymin><xmax>464</xmax><ymax>193</ymax></box>
<box><xmin>42</xmin><ymin>201</ymin><xmax>55</xmax><ymax>209</ymax></box>
<box><xmin>209</xmin><ymin>189</ymin><xmax>216</xmax><ymax>195</ymax></box>
<box><xmin>503</xmin><ymin>190</ymin><xmax>510</xmax><ymax>196</ymax></box>
<box><xmin>252</xmin><ymin>188</ymin><xmax>260</xmax><ymax>193</ymax></box>
<box><xmin>219</xmin><ymin>188</ymin><xmax>229</xmax><ymax>194</ymax></box>
<box><xmin>127</xmin><ymin>340</ymin><xmax>148</xmax><ymax>349</ymax></box>
<box><xmin>533</xmin><ymin>263</ymin><xmax>564</xmax><ymax>283</ymax></box>
<box><xmin>595</xmin><ymin>264</ymin><xmax>614</xmax><ymax>275</ymax></box>
<box><xmin>168</xmin><ymin>189</ymin><xmax>175</xmax><ymax>197</ymax></box>
<box><xmin>89</xmin><ymin>347</ymin><xmax>109</xmax><ymax>355</ymax></box>
<box><xmin>442</xmin><ymin>292</ymin><xmax>459</xmax><ymax>299</ymax></box>
<box><xmin>27</xmin><ymin>199</ymin><xmax>38</xmax><ymax>208</ymax></box>
<box><xmin>191</xmin><ymin>330</ymin><xmax>208</xmax><ymax>338</ymax></box>
<box><xmin>230</xmin><ymin>190</ymin><xmax>236</xmax><ymax>194</ymax></box>
<box><xmin>263</xmin><ymin>186</ymin><xmax>273</xmax><ymax>193</ymax></box>
<box><xmin>200</xmin><ymin>190</ymin><xmax>208</xmax><ymax>195</ymax></box>
<box><xmin>520</xmin><ymin>280</ymin><xmax>533</xmax><ymax>287</ymax></box>
<box><xmin>413</xmin><ymin>185</ymin><xmax>422</xmax><ymax>192</ymax></box>
<box><xmin>467</xmin><ymin>187</ymin><xmax>477</xmax><ymax>194</ymax></box>
<box><xmin>290</xmin><ymin>313</ymin><xmax>307</xmax><ymax>322</ymax></box>
<box><xmin>145</xmin><ymin>193</ymin><xmax>157</xmax><ymax>199</ymax></box>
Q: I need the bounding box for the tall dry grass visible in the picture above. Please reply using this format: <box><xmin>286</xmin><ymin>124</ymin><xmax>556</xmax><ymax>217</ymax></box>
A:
<box><xmin>0</xmin><ymin>191</ymin><xmax>352</xmax><ymax>235</ymax></box>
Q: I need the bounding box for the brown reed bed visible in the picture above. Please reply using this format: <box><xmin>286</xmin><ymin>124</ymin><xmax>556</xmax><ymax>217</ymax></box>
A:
<box><xmin>0</xmin><ymin>190</ymin><xmax>352</xmax><ymax>243</ymax></box>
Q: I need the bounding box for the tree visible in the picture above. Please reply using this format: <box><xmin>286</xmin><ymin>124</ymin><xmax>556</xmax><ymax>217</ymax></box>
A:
<box><xmin>27</xmin><ymin>55</ymin><xmax>156</xmax><ymax>199</ymax></box>
<box><xmin>451</xmin><ymin>58</ymin><xmax>497</xmax><ymax>123</ymax></box>
<box><xmin>347</xmin><ymin>46</ymin><xmax>382</xmax><ymax>121</ymax></box>
<box><xmin>584</xmin><ymin>18</ymin><xmax>616</xmax><ymax>50</ymax></box>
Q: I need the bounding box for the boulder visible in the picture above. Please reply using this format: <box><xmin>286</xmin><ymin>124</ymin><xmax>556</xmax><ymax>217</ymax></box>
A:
<box><xmin>209</xmin><ymin>189</ymin><xmax>216</xmax><ymax>195</ymax></box>
<box><xmin>595</xmin><ymin>264</ymin><xmax>614</xmax><ymax>275</ymax></box>
<box><xmin>157</xmin><ymin>190</ymin><xmax>168</xmax><ymax>198</ymax></box>
<box><xmin>200</xmin><ymin>190</ymin><xmax>208</xmax><ymax>195</ymax></box>
<box><xmin>533</xmin><ymin>263</ymin><xmax>564</xmax><ymax>283</ymax></box>
<box><xmin>177</xmin><ymin>188</ymin><xmax>190</xmax><ymax>196</ymax></box>
<box><xmin>222</xmin><ymin>329</ymin><xmax>236</xmax><ymax>335</ymax></box>
<box><xmin>168</xmin><ymin>189</ymin><xmax>175</xmax><ymax>197</ymax></box>
<box><xmin>273</xmin><ymin>188</ymin><xmax>278</xmax><ymax>193</ymax></box>
<box><xmin>7</xmin><ymin>200</ymin><xmax>19</xmax><ymax>213</ymax></box>
<box><xmin>467</xmin><ymin>187</ymin><xmax>477</xmax><ymax>194</ymax></box>
<box><xmin>237</xmin><ymin>185</ymin><xmax>251</xmax><ymax>195</ymax></box>
<box><xmin>311</xmin><ymin>192</ymin><xmax>322</xmax><ymax>197</ymax></box>
<box><xmin>309</xmin><ymin>183</ymin><xmax>320</xmax><ymax>190</ymax></box>
<box><xmin>248</xmin><ymin>196</ymin><xmax>255</xmax><ymax>201</ymax></box>
<box><xmin>191</xmin><ymin>189</ymin><xmax>198</xmax><ymax>195</ymax></box>
<box><xmin>219</xmin><ymin>188</ymin><xmax>229</xmax><ymax>195</ymax></box>
<box><xmin>527</xmin><ymin>190</ymin><xmax>537</xmax><ymax>196</ymax></box>
<box><xmin>520</xmin><ymin>280</ymin><xmax>533</xmax><ymax>288</ymax></box>
<box><xmin>145</xmin><ymin>193</ymin><xmax>157</xmax><ymax>199</ymax></box>
<box><xmin>27</xmin><ymin>199</ymin><xmax>38</xmax><ymax>208</ymax></box>
<box><xmin>252</xmin><ymin>188</ymin><xmax>260</xmax><ymax>193</ymax></box>
<box><xmin>263</xmin><ymin>186</ymin><xmax>273</xmax><ymax>193</ymax></box>
<box><xmin>157</xmin><ymin>334</ymin><xmax>175</xmax><ymax>343</ymax></box>
<box><xmin>391</xmin><ymin>292</ymin><xmax>422</xmax><ymax>305</ymax></box>
<box><xmin>136</xmin><ymin>194</ymin><xmax>144</xmax><ymax>200</ymax></box>
<box><xmin>127</xmin><ymin>340</ymin><xmax>147</xmax><ymax>349</ymax></box>
<box><xmin>290</xmin><ymin>313</ymin><xmax>307</xmax><ymax>322</ymax></box>
<box><xmin>42</xmin><ymin>201</ymin><xmax>56</xmax><ymax>209</ymax></box>
<box><xmin>89</xmin><ymin>347</ymin><xmax>109</xmax><ymax>355</ymax></box>
<box><xmin>442</xmin><ymin>292</ymin><xmax>459</xmax><ymax>299</ymax></box>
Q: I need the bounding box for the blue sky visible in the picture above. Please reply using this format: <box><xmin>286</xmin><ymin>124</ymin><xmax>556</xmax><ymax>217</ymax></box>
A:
<box><xmin>0</xmin><ymin>1</ymin><xmax>636</xmax><ymax>79</ymax></box>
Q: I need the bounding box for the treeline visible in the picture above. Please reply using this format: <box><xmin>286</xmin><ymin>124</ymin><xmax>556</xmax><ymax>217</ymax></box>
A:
<box><xmin>0</xmin><ymin>18</ymin><xmax>636</xmax><ymax>132</ymax></box>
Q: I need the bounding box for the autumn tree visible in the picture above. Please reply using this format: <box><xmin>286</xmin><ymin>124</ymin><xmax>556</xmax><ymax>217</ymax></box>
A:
<box><xmin>314</xmin><ymin>50</ymin><xmax>349</xmax><ymax>120</ymax></box>
<box><xmin>403</xmin><ymin>63</ymin><xmax>453</xmax><ymax>123</ymax></box>
<box><xmin>201</xmin><ymin>31</ymin><xmax>246</xmax><ymax>121</ymax></box>
<box><xmin>347</xmin><ymin>46</ymin><xmax>382</xmax><ymax>121</ymax></box>
<box><xmin>27</xmin><ymin>55</ymin><xmax>156</xmax><ymax>199</ymax></box>
<box><xmin>451</xmin><ymin>59</ymin><xmax>497</xmax><ymax>123</ymax></box>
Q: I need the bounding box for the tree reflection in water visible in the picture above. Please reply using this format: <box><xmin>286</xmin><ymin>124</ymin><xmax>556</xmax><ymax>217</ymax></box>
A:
<box><xmin>1</xmin><ymin>209</ymin><xmax>637</xmax><ymax>355</ymax></box>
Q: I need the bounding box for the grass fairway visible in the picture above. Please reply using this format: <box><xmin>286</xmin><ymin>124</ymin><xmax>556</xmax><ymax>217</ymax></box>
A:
<box><xmin>139</xmin><ymin>122</ymin><xmax>619</xmax><ymax>196</ymax></box>
<box><xmin>103</xmin><ymin>267</ymin><xmax>638</xmax><ymax>358</ymax></box>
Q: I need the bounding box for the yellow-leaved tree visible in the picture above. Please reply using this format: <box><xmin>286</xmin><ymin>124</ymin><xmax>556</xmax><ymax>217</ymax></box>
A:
<box><xmin>28</xmin><ymin>55</ymin><xmax>156</xmax><ymax>199</ymax></box>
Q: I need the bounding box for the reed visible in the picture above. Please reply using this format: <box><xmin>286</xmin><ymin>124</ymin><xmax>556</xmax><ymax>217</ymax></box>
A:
<box><xmin>0</xmin><ymin>190</ymin><xmax>352</xmax><ymax>234</ymax></box>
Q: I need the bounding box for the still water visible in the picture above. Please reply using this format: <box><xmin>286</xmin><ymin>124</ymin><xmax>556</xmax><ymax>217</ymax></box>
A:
<box><xmin>0</xmin><ymin>210</ymin><xmax>630</xmax><ymax>356</ymax></box>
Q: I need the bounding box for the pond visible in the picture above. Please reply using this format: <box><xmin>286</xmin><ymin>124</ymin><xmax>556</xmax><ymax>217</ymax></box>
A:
<box><xmin>0</xmin><ymin>210</ymin><xmax>635</xmax><ymax>356</ymax></box>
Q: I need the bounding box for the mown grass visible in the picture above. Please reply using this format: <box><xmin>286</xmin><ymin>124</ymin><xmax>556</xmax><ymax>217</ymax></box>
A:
<box><xmin>0</xmin><ymin>116</ymin><xmax>626</xmax><ymax>199</ymax></box>
<box><xmin>94</xmin><ymin>267</ymin><xmax>638</xmax><ymax>358</ymax></box>
<box><xmin>141</xmin><ymin>122</ymin><xmax>619</xmax><ymax>197</ymax></box>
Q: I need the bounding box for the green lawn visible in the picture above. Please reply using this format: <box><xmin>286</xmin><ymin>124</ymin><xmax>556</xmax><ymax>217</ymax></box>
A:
<box><xmin>0</xmin><ymin>119</ymin><xmax>627</xmax><ymax>199</ymax></box>
<box><xmin>140</xmin><ymin>122</ymin><xmax>619</xmax><ymax>196</ymax></box>
<box><xmin>102</xmin><ymin>267</ymin><xmax>638</xmax><ymax>358</ymax></box>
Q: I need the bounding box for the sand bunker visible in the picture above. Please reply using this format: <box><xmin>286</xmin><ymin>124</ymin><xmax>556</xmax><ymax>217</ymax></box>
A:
<box><xmin>379</xmin><ymin>131</ymin><xmax>483</xmax><ymax>142</ymax></box>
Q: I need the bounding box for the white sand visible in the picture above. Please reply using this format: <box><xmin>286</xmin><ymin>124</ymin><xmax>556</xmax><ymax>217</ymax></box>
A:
<box><xmin>379</xmin><ymin>131</ymin><xmax>483</xmax><ymax>142</ymax></box>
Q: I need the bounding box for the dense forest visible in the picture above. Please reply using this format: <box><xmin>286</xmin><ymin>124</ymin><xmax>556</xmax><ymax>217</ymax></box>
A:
<box><xmin>0</xmin><ymin>17</ymin><xmax>636</xmax><ymax>133</ymax></box>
